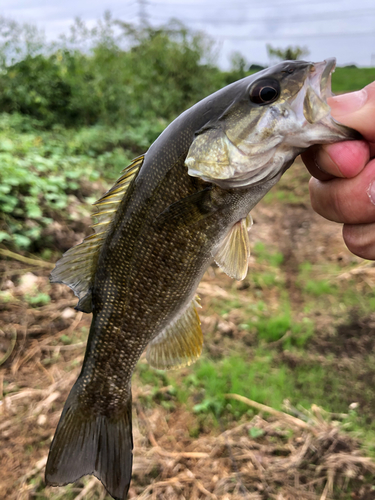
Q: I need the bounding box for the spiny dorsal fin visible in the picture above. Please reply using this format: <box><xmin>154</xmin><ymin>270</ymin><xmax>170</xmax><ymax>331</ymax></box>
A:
<box><xmin>50</xmin><ymin>155</ymin><xmax>144</xmax><ymax>311</ymax></box>
<box><xmin>146</xmin><ymin>297</ymin><xmax>203</xmax><ymax>370</ymax></box>
<box><xmin>214</xmin><ymin>214</ymin><xmax>253</xmax><ymax>281</ymax></box>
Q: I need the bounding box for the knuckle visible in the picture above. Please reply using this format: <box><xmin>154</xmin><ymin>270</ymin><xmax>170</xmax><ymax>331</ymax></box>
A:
<box><xmin>343</xmin><ymin>223</ymin><xmax>375</xmax><ymax>259</ymax></box>
<box><xmin>309</xmin><ymin>178</ymin><xmax>350</xmax><ymax>223</ymax></box>
<box><xmin>331</xmin><ymin>188</ymin><xmax>350</xmax><ymax>222</ymax></box>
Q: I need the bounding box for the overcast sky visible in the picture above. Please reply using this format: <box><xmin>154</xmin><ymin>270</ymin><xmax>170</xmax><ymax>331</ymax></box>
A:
<box><xmin>1</xmin><ymin>0</ymin><xmax>375</xmax><ymax>68</ymax></box>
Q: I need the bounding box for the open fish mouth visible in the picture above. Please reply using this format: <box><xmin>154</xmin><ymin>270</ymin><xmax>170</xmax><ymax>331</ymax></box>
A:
<box><xmin>300</xmin><ymin>58</ymin><xmax>360</xmax><ymax>139</ymax></box>
<box><xmin>297</xmin><ymin>58</ymin><xmax>336</xmax><ymax>124</ymax></box>
<box><xmin>309</xmin><ymin>57</ymin><xmax>336</xmax><ymax>102</ymax></box>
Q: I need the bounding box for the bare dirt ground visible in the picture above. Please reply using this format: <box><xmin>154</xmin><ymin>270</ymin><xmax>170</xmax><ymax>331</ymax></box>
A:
<box><xmin>1</xmin><ymin>160</ymin><xmax>375</xmax><ymax>499</ymax></box>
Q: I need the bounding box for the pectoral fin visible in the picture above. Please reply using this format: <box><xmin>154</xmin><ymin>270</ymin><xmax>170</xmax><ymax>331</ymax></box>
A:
<box><xmin>214</xmin><ymin>214</ymin><xmax>253</xmax><ymax>281</ymax></box>
<box><xmin>147</xmin><ymin>298</ymin><xmax>203</xmax><ymax>370</ymax></box>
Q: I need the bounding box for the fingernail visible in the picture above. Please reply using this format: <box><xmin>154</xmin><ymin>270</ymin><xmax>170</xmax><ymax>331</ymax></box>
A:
<box><xmin>330</xmin><ymin>89</ymin><xmax>368</xmax><ymax>115</ymax></box>
<box><xmin>367</xmin><ymin>178</ymin><xmax>375</xmax><ymax>206</ymax></box>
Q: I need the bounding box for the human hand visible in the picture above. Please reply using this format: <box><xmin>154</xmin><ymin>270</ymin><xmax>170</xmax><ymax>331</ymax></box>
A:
<box><xmin>301</xmin><ymin>81</ymin><xmax>375</xmax><ymax>260</ymax></box>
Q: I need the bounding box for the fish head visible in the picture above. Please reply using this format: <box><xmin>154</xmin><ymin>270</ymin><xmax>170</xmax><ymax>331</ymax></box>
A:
<box><xmin>186</xmin><ymin>58</ymin><xmax>360</xmax><ymax>189</ymax></box>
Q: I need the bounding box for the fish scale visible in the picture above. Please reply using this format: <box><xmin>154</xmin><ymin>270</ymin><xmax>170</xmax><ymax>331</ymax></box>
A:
<box><xmin>45</xmin><ymin>58</ymin><xmax>360</xmax><ymax>500</ymax></box>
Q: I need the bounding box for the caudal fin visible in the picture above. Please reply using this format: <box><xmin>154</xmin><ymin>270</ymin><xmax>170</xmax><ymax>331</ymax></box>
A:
<box><xmin>45</xmin><ymin>390</ymin><xmax>133</xmax><ymax>500</ymax></box>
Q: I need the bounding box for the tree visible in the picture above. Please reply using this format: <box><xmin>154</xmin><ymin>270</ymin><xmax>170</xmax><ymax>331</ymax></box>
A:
<box><xmin>266</xmin><ymin>44</ymin><xmax>309</xmax><ymax>62</ymax></box>
<box><xmin>0</xmin><ymin>16</ymin><xmax>45</xmax><ymax>67</ymax></box>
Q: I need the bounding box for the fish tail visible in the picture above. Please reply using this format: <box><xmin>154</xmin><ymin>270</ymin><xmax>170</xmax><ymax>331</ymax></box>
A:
<box><xmin>45</xmin><ymin>386</ymin><xmax>133</xmax><ymax>500</ymax></box>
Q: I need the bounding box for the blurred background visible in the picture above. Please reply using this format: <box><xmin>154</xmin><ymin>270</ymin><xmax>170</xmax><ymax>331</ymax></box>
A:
<box><xmin>0</xmin><ymin>1</ymin><xmax>375</xmax><ymax>499</ymax></box>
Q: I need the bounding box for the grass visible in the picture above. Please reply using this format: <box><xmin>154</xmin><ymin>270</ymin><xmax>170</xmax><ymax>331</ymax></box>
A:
<box><xmin>297</xmin><ymin>260</ymin><xmax>375</xmax><ymax>316</ymax></box>
<box><xmin>162</xmin><ymin>348</ymin><xmax>354</xmax><ymax>422</ymax></box>
<box><xmin>149</xmin><ymin>338</ymin><xmax>375</xmax><ymax>459</ymax></box>
<box><xmin>333</xmin><ymin>66</ymin><xmax>375</xmax><ymax>93</ymax></box>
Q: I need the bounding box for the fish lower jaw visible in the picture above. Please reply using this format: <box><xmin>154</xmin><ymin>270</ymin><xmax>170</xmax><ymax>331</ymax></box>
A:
<box><xmin>286</xmin><ymin>117</ymin><xmax>356</xmax><ymax>148</ymax></box>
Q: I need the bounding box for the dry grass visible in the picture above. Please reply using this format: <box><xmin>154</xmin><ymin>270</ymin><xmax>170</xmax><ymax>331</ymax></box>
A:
<box><xmin>3</xmin><ymin>379</ymin><xmax>375</xmax><ymax>500</ymax></box>
<box><xmin>126</xmin><ymin>398</ymin><xmax>375</xmax><ymax>500</ymax></box>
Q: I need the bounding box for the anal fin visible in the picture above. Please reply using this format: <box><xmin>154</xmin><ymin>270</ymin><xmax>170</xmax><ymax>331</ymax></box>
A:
<box><xmin>214</xmin><ymin>214</ymin><xmax>253</xmax><ymax>281</ymax></box>
<box><xmin>147</xmin><ymin>298</ymin><xmax>203</xmax><ymax>370</ymax></box>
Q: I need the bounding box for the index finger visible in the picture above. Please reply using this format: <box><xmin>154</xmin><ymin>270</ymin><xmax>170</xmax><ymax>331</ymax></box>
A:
<box><xmin>301</xmin><ymin>140</ymin><xmax>370</xmax><ymax>181</ymax></box>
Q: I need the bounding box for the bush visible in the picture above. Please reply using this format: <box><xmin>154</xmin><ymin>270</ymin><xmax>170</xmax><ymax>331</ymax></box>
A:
<box><xmin>0</xmin><ymin>54</ymin><xmax>74</xmax><ymax>125</ymax></box>
<box><xmin>0</xmin><ymin>18</ymin><xmax>227</xmax><ymax>128</ymax></box>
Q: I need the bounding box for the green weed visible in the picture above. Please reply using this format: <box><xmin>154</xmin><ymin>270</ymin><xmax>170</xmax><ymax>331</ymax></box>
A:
<box><xmin>24</xmin><ymin>292</ymin><xmax>51</xmax><ymax>306</ymax></box>
<box><xmin>264</xmin><ymin>189</ymin><xmax>301</xmax><ymax>205</ymax></box>
<box><xmin>136</xmin><ymin>362</ymin><xmax>169</xmax><ymax>388</ymax></box>
<box><xmin>256</xmin><ymin>311</ymin><xmax>291</xmax><ymax>342</ymax></box>
<box><xmin>249</xmin><ymin>427</ymin><xmax>265</xmax><ymax>438</ymax></box>
<box><xmin>60</xmin><ymin>334</ymin><xmax>72</xmax><ymax>345</ymax></box>
<box><xmin>211</xmin><ymin>296</ymin><xmax>242</xmax><ymax>317</ymax></box>
<box><xmin>182</xmin><ymin>352</ymin><xmax>293</xmax><ymax>418</ymax></box>
<box><xmin>303</xmin><ymin>278</ymin><xmax>336</xmax><ymax>296</ymax></box>
<box><xmin>253</xmin><ymin>309</ymin><xmax>313</xmax><ymax>347</ymax></box>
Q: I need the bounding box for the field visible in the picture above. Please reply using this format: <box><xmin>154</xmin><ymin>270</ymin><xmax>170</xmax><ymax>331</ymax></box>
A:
<box><xmin>332</xmin><ymin>67</ymin><xmax>375</xmax><ymax>93</ymax></box>
<box><xmin>0</xmin><ymin>27</ymin><xmax>375</xmax><ymax>500</ymax></box>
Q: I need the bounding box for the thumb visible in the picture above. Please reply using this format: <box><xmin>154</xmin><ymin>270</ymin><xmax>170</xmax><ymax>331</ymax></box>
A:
<box><xmin>328</xmin><ymin>81</ymin><xmax>375</xmax><ymax>144</ymax></box>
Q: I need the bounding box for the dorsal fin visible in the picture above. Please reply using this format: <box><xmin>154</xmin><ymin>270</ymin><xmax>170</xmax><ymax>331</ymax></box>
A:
<box><xmin>146</xmin><ymin>297</ymin><xmax>203</xmax><ymax>370</ymax></box>
<box><xmin>50</xmin><ymin>155</ymin><xmax>144</xmax><ymax>311</ymax></box>
<box><xmin>213</xmin><ymin>213</ymin><xmax>253</xmax><ymax>281</ymax></box>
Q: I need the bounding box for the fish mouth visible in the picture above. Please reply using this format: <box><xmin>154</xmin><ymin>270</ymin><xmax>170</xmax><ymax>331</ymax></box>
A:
<box><xmin>307</xmin><ymin>57</ymin><xmax>336</xmax><ymax>103</ymax></box>
<box><xmin>303</xmin><ymin>58</ymin><xmax>361</xmax><ymax>140</ymax></box>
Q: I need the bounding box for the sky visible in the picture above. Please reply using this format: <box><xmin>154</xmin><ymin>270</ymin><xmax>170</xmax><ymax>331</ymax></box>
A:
<box><xmin>1</xmin><ymin>0</ymin><xmax>375</xmax><ymax>69</ymax></box>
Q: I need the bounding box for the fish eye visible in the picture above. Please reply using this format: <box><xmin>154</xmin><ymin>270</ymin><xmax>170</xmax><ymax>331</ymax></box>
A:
<box><xmin>249</xmin><ymin>78</ymin><xmax>280</xmax><ymax>105</ymax></box>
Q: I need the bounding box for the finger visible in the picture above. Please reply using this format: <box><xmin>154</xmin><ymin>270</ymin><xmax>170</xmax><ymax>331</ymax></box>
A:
<box><xmin>342</xmin><ymin>222</ymin><xmax>375</xmax><ymax>260</ymax></box>
<box><xmin>323</xmin><ymin>140</ymin><xmax>371</xmax><ymax>177</ymax></box>
<box><xmin>308</xmin><ymin>159</ymin><xmax>375</xmax><ymax>224</ymax></box>
<box><xmin>301</xmin><ymin>140</ymin><xmax>370</xmax><ymax>181</ymax></box>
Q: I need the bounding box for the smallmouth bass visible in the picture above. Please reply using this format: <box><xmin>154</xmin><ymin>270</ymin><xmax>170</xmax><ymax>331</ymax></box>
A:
<box><xmin>45</xmin><ymin>58</ymin><xmax>359</xmax><ymax>499</ymax></box>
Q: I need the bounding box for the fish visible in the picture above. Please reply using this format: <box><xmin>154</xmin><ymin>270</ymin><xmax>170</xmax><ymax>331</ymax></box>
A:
<box><xmin>45</xmin><ymin>58</ymin><xmax>359</xmax><ymax>500</ymax></box>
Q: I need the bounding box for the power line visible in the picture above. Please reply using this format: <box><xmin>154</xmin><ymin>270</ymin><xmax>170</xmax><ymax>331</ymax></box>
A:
<box><xmin>146</xmin><ymin>0</ymin><xmax>345</xmax><ymax>7</ymax></box>
<box><xmin>148</xmin><ymin>8</ymin><xmax>375</xmax><ymax>25</ymax></box>
<box><xmin>138</xmin><ymin>0</ymin><xmax>149</xmax><ymax>25</ymax></box>
<box><xmin>214</xmin><ymin>29</ymin><xmax>375</xmax><ymax>40</ymax></box>
<box><xmin>111</xmin><ymin>0</ymin><xmax>375</xmax><ymax>51</ymax></box>
<box><xmin>146</xmin><ymin>0</ymin><xmax>349</xmax><ymax>11</ymax></box>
